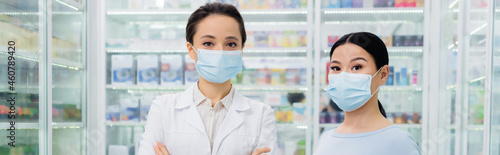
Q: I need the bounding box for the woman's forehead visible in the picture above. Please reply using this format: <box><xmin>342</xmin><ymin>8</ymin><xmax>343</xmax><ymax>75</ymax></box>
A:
<box><xmin>332</xmin><ymin>44</ymin><xmax>372</xmax><ymax>60</ymax></box>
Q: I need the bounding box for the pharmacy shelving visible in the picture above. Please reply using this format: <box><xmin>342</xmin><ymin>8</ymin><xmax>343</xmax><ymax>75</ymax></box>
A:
<box><xmin>102</xmin><ymin>0</ymin><xmax>314</xmax><ymax>154</ymax></box>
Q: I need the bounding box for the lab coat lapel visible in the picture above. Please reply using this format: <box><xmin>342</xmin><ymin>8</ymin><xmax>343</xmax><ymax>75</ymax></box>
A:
<box><xmin>184</xmin><ymin>104</ymin><xmax>208</xmax><ymax>136</ymax></box>
<box><xmin>212</xmin><ymin>92</ymin><xmax>250</xmax><ymax>154</ymax></box>
<box><xmin>177</xmin><ymin>84</ymin><xmax>208</xmax><ymax>136</ymax></box>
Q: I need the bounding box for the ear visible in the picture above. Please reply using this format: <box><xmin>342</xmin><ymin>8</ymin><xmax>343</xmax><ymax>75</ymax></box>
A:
<box><xmin>378</xmin><ymin>65</ymin><xmax>389</xmax><ymax>85</ymax></box>
<box><xmin>186</xmin><ymin>42</ymin><xmax>197</xmax><ymax>62</ymax></box>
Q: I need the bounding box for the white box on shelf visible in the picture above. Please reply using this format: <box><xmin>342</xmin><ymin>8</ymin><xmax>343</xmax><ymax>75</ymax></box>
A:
<box><xmin>184</xmin><ymin>55</ymin><xmax>199</xmax><ymax>86</ymax></box>
<box><xmin>120</xmin><ymin>97</ymin><xmax>140</xmax><ymax>122</ymax></box>
<box><xmin>137</xmin><ymin>55</ymin><xmax>159</xmax><ymax>86</ymax></box>
<box><xmin>112</xmin><ymin>55</ymin><xmax>134</xmax><ymax>86</ymax></box>
<box><xmin>161</xmin><ymin>55</ymin><xmax>183</xmax><ymax>86</ymax></box>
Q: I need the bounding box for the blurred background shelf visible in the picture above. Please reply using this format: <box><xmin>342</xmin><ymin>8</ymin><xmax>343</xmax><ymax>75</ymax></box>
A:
<box><xmin>0</xmin><ymin>122</ymin><xmax>83</xmax><ymax>129</ymax></box>
<box><xmin>0</xmin><ymin>48</ymin><xmax>84</xmax><ymax>70</ymax></box>
<box><xmin>321</xmin><ymin>8</ymin><xmax>424</xmax><ymax>22</ymax></box>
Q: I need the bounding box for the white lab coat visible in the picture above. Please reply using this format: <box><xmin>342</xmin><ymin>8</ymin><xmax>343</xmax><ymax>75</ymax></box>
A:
<box><xmin>138</xmin><ymin>84</ymin><xmax>277</xmax><ymax>155</ymax></box>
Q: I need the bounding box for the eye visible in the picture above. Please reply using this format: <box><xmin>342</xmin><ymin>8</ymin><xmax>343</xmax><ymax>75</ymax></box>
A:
<box><xmin>227</xmin><ymin>42</ymin><xmax>237</xmax><ymax>48</ymax></box>
<box><xmin>330</xmin><ymin>66</ymin><xmax>341</xmax><ymax>71</ymax></box>
<box><xmin>352</xmin><ymin>65</ymin><xmax>362</xmax><ymax>71</ymax></box>
<box><xmin>202</xmin><ymin>42</ymin><xmax>213</xmax><ymax>47</ymax></box>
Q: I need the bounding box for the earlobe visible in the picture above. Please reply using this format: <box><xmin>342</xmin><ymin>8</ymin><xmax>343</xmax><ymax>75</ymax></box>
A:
<box><xmin>186</xmin><ymin>42</ymin><xmax>196</xmax><ymax>60</ymax></box>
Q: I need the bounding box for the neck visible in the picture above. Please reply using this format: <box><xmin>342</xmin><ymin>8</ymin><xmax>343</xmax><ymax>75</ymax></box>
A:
<box><xmin>198</xmin><ymin>77</ymin><xmax>232</xmax><ymax>106</ymax></box>
<box><xmin>339</xmin><ymin>94</ymin><xmax>391</xmax><ymax>133</ymax></box>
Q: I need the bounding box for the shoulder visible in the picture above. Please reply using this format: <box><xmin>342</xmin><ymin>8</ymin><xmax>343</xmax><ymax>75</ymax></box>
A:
<box><xmin>383</xmin><ymin>126</ymin><xmax>422</xmax><ymax>154</ymax></box>
<box><xmin>152</xmin><ymin>92</ymin><xmax>184</xmax><ymax>109</ymax></box>
<box><xmin>318</xmin><ymin>128</ymin><xmax>336</xmax><ymax>141</ymax></box>
<box><xmin>238</xmin><ymin>93</ymin><xmax>273</xmax><ymax>112</ymax></box>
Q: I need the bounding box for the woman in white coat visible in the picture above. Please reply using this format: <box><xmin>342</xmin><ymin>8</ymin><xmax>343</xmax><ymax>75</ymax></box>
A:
<box><xmin>138</xmin><ymin>2</ymin><xmax>277</xmax><ymax>155</ymax></box>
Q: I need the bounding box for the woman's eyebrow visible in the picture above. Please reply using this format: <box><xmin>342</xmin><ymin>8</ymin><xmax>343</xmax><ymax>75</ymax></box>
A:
<box><xmin>351</xmin><ymin>57</ymin><xmax>367</xmax><ymax>62</ymax></box>
<box><xmin>331</xmin><ymin>60</ymin><xmax>340</xmax><ymax>64</ymax></box>
<box><xmin>201</xmin><ymin>35</ymin><xmax>215</xmax><ymax>39</ymax></box>
<box><xmin>225</xmin><ymin>36</ymin><xmax>239</xmax><ymax>41</ymax></box>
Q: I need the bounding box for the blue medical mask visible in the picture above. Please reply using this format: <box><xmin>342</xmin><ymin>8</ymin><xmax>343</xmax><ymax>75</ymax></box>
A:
<box><xmin>326</xmin><ymin>68</ymin><xmax>382</xmax><ymax>112</ymax></box>
<box><xmin>190</xmin><ymin>44</ymin><xmax>243</xmax><ymax>83</ymax></box>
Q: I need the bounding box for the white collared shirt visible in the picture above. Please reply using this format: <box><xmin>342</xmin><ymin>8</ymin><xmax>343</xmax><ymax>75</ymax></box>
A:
<box><xmin>193</xmin><ymin>82</ymin><xmax>235</xmax><ymax>151</ymax></box>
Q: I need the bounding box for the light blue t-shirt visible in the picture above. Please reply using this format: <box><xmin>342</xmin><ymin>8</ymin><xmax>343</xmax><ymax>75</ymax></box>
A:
<box><xmin>314</xmin><ymin>125</ymin><xmax>421</xmax><ymax>155</ymax></box>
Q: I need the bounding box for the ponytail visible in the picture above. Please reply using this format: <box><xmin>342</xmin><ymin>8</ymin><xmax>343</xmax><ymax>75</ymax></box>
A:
<box><xmin>378</xmin><ymin>100</ymin><xmax>386</xmax><ymax>118</ymax></box>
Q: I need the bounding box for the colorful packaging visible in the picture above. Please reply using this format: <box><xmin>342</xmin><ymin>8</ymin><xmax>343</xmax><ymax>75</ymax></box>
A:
<box><xmin>299</xmin><ymin>68</ymin><xmax>307</xmax><ymax>85</ymax></box>
<box><xmin>120</xmin><ymin>97</ymin><xmax>139</xmax><ymax>122</ymax></box>
<box><xmin>276</xmin><ymin>106</ymin><xmax>293</xmax><ymax>123</ymax></box>
<box><xmin>269</xmin><ymin>31</ymin><xmax>283</xmax><ymax>47</ymax></box>
<box><xmin>386</xmin><ymin>66</ymin><xmax>394</xmax><ymax>85</ymax></box>
<box><xmin>242</xmin><ymin>69</ymin><xmax>257</xmax><ymax>85</ymax></box>
<box><xmin>341</xmin><ymin>0</ymin><xmax>353</xmax><ymax>8</ymax></box>
<box><xmin>246</xmin><ymin>31</ymin><xmax>255</xmax><ymax>48</ymax></box>
<box><xmin>255</xmin><ymin>31</ymin><xmax>269</xmax><ymax>47</ymax></box>
<box><xmin>297</xmin><ymin>30</ymin><xmax>307</xmax><ymax>47</ymax></box>
<box><xmin>406</xmin><ymin>0</ymin><xmax>416</xmax><ymax>7</ymax></box>
<box><xmin>404</xmin><ymin>35</ymin><xmax>417</xmax><ymax>46</ymax></box>
<box><xmin>392</xmin><ymin>35</ymin><xmax>405</xmax><ymax>46</ymax></box>
<box><xmin>293</xmin><ymin>103</ymin><xmax>306</xmax><ymax>124</ymax></box>
<box><xmin>395</xmin><ymin>0</ymin><xmax>404</xmax><ymax>7</ymax></box>
<box><xmin>265</xmin><ymin>93</ymin><xmax>283</xmax><ymax>106</ymax></box>
<box><xmin>416</xmin><ymin>0</ymin><xmax>424</xmax><ymax>7</ymax></box>
<box><xmin>160</xmin><ymin>55</ymin><xmax>183</xmax><ymax>86</ymax></box>
<box><xmin>137</xmin><ymin>55</ymin><xmax>159</xmax><ymax>86</ymax></box>
<box><xmin>107</xmin><ymin>105</ymin><xmax>120</xmax><ymax>122</ymax></box>
<box><xmin>282</xmin><ymin>31</ymin><xmax>297</xmax><ymax>47</ymax></box>
<box><xmin>395</xmin><ymin>72</ymin><xmax>401</xmax><ymax>86</ymax></box>
<box><xmin>412</xmin><ymin>69</ymin><xmax>418</xmax><ymax>85</ymax></box>
<box><xmin>328</xmin><ymin>35</ymin><xmax>339</xmax><ymax>47</ymax></box>
<box><xmin>111</xmin><ymin>55</ymin><xmax>134</xmax><ymax>86</ymax></box>
<box><xmin>416</xmin><ymin>35</ymin><xmax>424</xmax><ymax>46</ymax></box>
<box><xmin>381</xmin><ymin>35</ymin><xmax>393</xmax><ymax>47</ymax></box>
<box><xmin>286</xmin><ymin>69</ymin><xmax>300</xmax><ymax>85</ymax></box>
<box><xmin>400</xmin><ymin>67</ymin><xmax>408</xmax><ymax>86</ymax></box>
<box><xmin>184</xmin><ymin>55</ymin><xmax>199</xmax><ymax>86</ymax></box>
<box><xmin>352</xmin><ymin>0</ymin><xmax>363</xmax><ymax>7</ymax></box>
<box><xmin>257</xmin><ymin>68</ymin><xmax>270</xmax><ymax>85</ymax></box>
<box><xmin>270</xmin><ymin>69</ymin><xmax>285</xmax><ymax>86</ymax></box>
<box><xmin>374</xmin><ymin>0</ymin><xmax>394</xmax><ymax>7</ymax></box>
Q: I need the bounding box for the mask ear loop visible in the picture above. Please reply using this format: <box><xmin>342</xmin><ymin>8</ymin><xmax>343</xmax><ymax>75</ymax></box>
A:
<box><xmin>370</xmin><ymin>67</ymin><xmax>384</xmax><ymax>96</ymax></box>
<box><xmin>189</xmin><ymin>43</ymin><xmax>197</xmax><ymax>53</ymax></box>
<box><xmin>372</xmin><ymin>67</ymin><xmax>383</xmax><ymax>78</ymax></box>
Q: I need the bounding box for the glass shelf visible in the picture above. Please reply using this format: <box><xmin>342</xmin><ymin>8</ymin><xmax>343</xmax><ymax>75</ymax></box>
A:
<box><xmin>54</xmin><ymin>0</ymin><xmax>84</xmax><ymax>11</ymax></box>
<box><xmin>106</xmin><ymin>85</ymin><xmax>308</xmax><ymax>92</ymax></box>
<box><xmin>0</xmin><ymin>48</ymin><xmax>84</xmax><ymax>70</ymax></box>
<box><xmin>0</xmin><ymin>11</ymin><xmax>83</xmax><ymax>16</ymax></box>
<box><xmin>107</xmin><ymin>9</ymin><xmax>307</xmax><ymax>15</ymax></box>
<box><xmin>106</xmin><ymin>9</ymin><xmax>308</xmax><ymax>22</ymax></box>
<box><xmin>321</xmin><ymin>8</ymin><xmax>424</xmax><ymax>22</ymax></box>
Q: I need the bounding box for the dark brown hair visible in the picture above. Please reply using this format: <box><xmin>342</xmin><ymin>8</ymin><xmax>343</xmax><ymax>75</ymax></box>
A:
<box><xmin>186</xmin><ymin>2</ymin><xmax>246</xmax><ymax>46</ymax></box>
<box><xmin>329</xmin><ymin>32</ymin><xmax>389</xmax><ymax>118</ymax></box>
